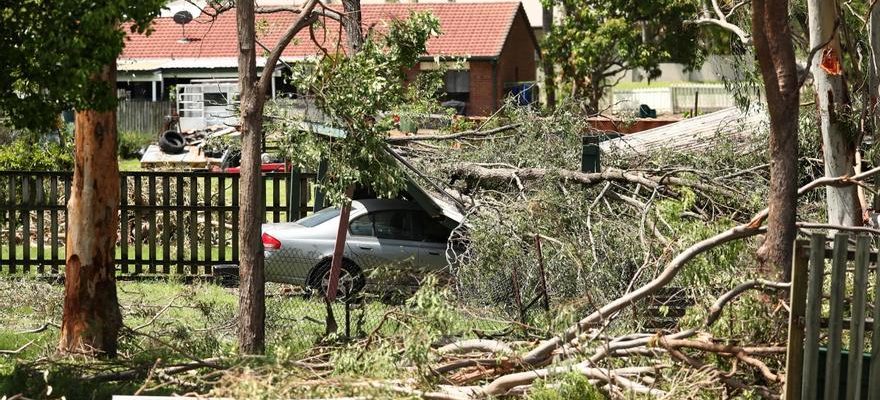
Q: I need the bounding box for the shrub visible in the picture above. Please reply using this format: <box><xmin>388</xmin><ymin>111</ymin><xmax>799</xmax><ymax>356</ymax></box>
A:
<box><xmin>0</xmin><ymin>138</ymin><xmax>73</xmax><ymax>171</ymax></box>
<box><xmin>118</xmin><ymin>131</ymin><xmax>155</xmax><ymax>159</ymax></box>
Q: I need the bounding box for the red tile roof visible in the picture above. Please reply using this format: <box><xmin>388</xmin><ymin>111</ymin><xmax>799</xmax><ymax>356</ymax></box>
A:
<box><xmin>120</xmin><ymin>2</ymin><xmax>525</xmax><ymax>62</ymax></box>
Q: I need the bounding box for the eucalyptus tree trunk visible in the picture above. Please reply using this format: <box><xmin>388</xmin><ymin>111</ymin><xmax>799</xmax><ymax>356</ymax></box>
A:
<box><xmin>871</xmin><ymin>5</ymin><xmax>880</xmax><ymax>169</ymax></box>
<box><xmin>236</xmin><ymin>0</ymin><xmax>266</xmax><ymax>355</ymax></box>
<box><xmin>325</xmin><ymin>0</ymin><xmax>363</xmax><ymax>329</ymax></box>
<box><xmin>808</xmin><ymin>0</ymin><xmax>860</xmax><ymax>226</ymax></box>
<box><xmin>752</xmin><ymin>0</ymin><xmax>800</xmax><ymax>278</ymax></box>
<box><xmin>541</xmin><ymin>5</ymin><xmax>556</xmax><ymax>110</ymax></box>
<box><xmin>59</xmin><ymin>64</ymin><xmax>122</xmax><ymax>357</ymax></box>
<box><xmin>342</xmin><ymin>0</ymin><xmax>363</xmax><ymax>54</ymax></box>
<box><xmin>870</xmin><ymin>1</ymin><xmax>880</xmax><ymax>210</ymax></box>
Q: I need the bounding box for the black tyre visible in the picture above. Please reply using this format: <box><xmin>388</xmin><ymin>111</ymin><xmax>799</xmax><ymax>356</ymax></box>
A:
<box><xmin>159</xmin><ymin>130</ymin><xmax>185</xmax><ymax>154</ymax></box>
<box><xmin>308</xmin><ymin>259</ymin><xmax>365</xmax><ymax>300</ymax></box>
<box><xmin>212</xmin><ymin>264</ymin><xmax>240</xmax><ymax>287</ymax></box>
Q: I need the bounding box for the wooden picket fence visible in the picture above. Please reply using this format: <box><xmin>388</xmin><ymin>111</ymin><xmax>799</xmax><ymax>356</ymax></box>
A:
<box><xmin>0</xmin><ymin>170</ymin><xmax>317</xmax><ymax>276</ymax></box>
<box><xmin>117</xmin><ymin>100</ymin><xmax>171</xmax><ymax>135</ymax></box>
<box><xmin>785</xmin><ymin>233</ymin><xmax>880</xmax><ymax>400</ymax></box>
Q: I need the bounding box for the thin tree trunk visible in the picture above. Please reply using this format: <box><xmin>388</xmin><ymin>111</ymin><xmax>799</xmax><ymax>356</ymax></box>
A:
<box><xmin>237</xmin><ymin>0</ymin><xmax>266</xmax><ymax>355</ymax></box>
<box><xmin>808</xmin><ymin>0</ymin><xmax>860</xmax><ymax>226</ymax></box>
<box><xmin>541</xmin><ymin>5</ymin><xmax>555</xmax><ymax>110</ymax></box>
<box><xmin>870</xmin><ymin>2</ymin><xmax>880</xmax><ymax>209</ymax></box>
<box><xmin>342</xmin><ymin>0</ymin><xmax>363</xmax><ymax>55</ymax></box>
<box><xmin>751</xmin><ymin>0</ymin><xmax>800</xmax><ymax>278</ymax></box>
<box><xmin>59</xmin><ymin>64</ymin><xmax>122</xmax><ymax>357</ymax></box>
<box><xmin>326</xmin><ymin>0</ymin><xmax>361</xmax><ymax>333</ymax></box>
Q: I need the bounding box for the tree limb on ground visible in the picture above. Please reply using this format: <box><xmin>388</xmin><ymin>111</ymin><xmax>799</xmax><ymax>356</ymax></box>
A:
<box><xmin>0</xmin><ymin>340</ymin><xmax>34</xmax><ymax>355</ymax></box>
<box><xmin>448</xmin><ymin>163</ymin><xmax>739</xmax><ymax>199</ymax></box>
<box><xmin>385</xmin><ymin>123</ymin><xmax>521</xmax><ymax>143</ymax></box>
<box><xmin>518</xmin><ymin>165</ymin><xmax>880</xmax><ymax>368</ymax></box>
<box><xmin>435</xmin><ymin>339</ymin><xmax>514</xmax><ymax>356</ymax></box>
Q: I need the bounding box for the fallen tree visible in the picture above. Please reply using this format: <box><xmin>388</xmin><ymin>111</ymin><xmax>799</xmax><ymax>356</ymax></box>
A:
<box><xmin>423</xmin><ymin>165</ymin><xmax>880</xmax><ymax>398</ymax></box>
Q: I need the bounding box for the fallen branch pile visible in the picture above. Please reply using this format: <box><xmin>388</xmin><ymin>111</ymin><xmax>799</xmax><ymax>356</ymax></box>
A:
<box><xmin>418</xmin><ymin>164</ymin><xmax>880</xmax><ymax>398</ymax></box>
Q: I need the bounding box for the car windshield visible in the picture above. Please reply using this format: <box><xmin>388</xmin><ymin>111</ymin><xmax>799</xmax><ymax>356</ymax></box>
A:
<box><xmin>295</xmin><ymin>207</ymin><xmax>341</xmax><ymax>227</ymax></box>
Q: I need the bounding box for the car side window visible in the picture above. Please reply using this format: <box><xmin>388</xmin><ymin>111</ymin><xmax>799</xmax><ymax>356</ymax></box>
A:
<box><xmin>372</xmin><ymin>210</ymin><xmax>414</xmax><ymax>241</ymax></box>
<box><xmin>349</xmin><ymin>214</ymin><xmax>374</xmax><ymax>236</ymax></box>
<box><xmin>413</xmin><ymin>211</ymin><xmax>452</xmax><ymax>243</ymax></box>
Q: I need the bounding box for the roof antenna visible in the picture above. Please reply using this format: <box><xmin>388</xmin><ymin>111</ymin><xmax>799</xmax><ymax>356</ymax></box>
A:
<box><xmin>173</xmin><ymin>10</ymin><xmax>193</xmax><ymax>43</ymax></box>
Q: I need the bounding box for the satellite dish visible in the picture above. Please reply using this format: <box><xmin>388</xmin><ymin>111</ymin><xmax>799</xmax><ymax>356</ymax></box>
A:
<box><xmin>173</xmin><ymin>10</ymin><xmax>193</xmax><ymax>25</ymax></box>
<box><xmin>173</xmin><ymin>10</ymin><xmax>193</xmax><ymax>43</ymax></box>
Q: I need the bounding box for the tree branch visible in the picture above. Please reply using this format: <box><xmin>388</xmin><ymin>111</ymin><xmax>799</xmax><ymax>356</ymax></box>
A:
<box><xmin>449</xmin><ymin>164</ymin><xmax>740</xmax><ymax>199</ymax></box>
<box><xmin>691</xmin><ymin>18</ymin><xmax>752</xmax><ymax>45</ymax></box>
<box><xmin>385</xmin><ymin>124</ymin><xmax>521</xmax><ymax>143</ymax></box>
<box><xmin>256</xmin><ymin>0</ymin><xmax>321</xmax><ymax>96</ymax></box>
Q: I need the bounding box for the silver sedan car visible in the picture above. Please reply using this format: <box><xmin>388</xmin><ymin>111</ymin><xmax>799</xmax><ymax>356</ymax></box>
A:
<box><xmin>262</xmin><ymin>199</ymin><xmax>457</xmax><ymax>297</ymax></box>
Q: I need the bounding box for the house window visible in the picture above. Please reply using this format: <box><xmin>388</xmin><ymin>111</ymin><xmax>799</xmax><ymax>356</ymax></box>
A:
<box><xmin>443</xmin><ymin>70</ymin><xmax>470</xmax><ymax>114</ymax></box>
<box><xmin>444</xmin><ymin>70</ymin><xmax>469</xmax><ymax>94</ymax></box>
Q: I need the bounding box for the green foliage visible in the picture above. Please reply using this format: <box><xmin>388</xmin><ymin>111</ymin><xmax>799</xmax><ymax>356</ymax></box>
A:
<box><xmin>272</xmin><ymin>11</ymin><xmax>441</xmax><ymax>206</ymax></box>
<box><xmin>542</xmin><ymin>0</ymin><xmax>702</xmax><ymax>110</ymax></box>
<box><xmin>527</xmin><ymin>372</ymin><xmax>603</xmax><ymax>400</ymax></box>
<box><xmin>118</xmin><ymin>131</ymin><xmax>154</xmax><ymax>158</ymax></box>
<box><xmin>0</xmin><ymin>0</ymin><xmax>165</xmax><ymax>130</ymax></box>
<box><xmin>0</xmin><ymin>137</ymin><xmax>73</xmax><ymax>171</ymax></box>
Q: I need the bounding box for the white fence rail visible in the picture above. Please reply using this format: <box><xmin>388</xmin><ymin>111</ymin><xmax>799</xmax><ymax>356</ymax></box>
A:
<box><xmin>609</xmin><ymin>84</ymin><xmax>735</xmax><ymax>114</ymax></box>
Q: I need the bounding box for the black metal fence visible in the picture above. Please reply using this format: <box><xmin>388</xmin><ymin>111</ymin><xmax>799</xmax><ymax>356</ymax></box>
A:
<box><xmin>0</xmin><ymin>170</ymin><xmax>317</xmax><ymax>275</ymax></box>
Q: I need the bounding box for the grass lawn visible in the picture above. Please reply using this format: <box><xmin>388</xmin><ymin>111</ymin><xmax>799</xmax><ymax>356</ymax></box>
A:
<box><xmin>0</xmin><ymin>275</ymin><xmax>514</xmax><ymax>398</ymax></box>
<box><xmin>118</xmin><ymin>158</ymin><xmax>142</xmax><ymax>171</ymax></box>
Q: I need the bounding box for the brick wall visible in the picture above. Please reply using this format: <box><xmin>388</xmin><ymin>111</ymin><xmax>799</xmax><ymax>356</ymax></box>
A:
<box><xmin>468</xmin><ymin>8</ymin><xmax>538</xmax><ymax>115</ymax></box>
<box><xmin>403</xmin><ymin>7</ymin><xmax>538</xmax><ymax>116</ymax></box>
<box><xmin>497</xmin><ymin>9</ymin><xmax>538</xmax><ymax>88</ymax></box>
<box><xmin>468</xmin><ymin>61</ymin><xmax>496</xmax><ymax>116</ymax></box>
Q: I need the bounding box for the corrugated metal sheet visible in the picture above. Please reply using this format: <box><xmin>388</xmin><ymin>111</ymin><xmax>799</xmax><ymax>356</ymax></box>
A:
<box><xmin>599</xmin><ymin>106</ymin><xmax>768</xmax><ymax>155</ymax></box>
<box><xmin>117</xmin><ymin>57</ymin><xmax>277</xmax><ymax>72</ymax></box>
<box><xmin>117</xmin><ymin>58</ymin><xmax>172</xmax><ymax>71</ymax></box>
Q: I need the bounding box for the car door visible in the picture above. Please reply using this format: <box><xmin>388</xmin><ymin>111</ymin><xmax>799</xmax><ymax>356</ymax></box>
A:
<box><xmin>346</xmin><ymin>210</ymin><xmax>422</xmax><ymax>286</ymax></box>
<box><xmin>413</xmin><ymin>211</ymin><xmax>453</xmax><ymax>272</ymax></box>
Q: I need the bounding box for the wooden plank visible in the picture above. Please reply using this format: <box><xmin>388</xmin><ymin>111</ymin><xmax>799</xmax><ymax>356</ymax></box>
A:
<box><xmin>21</xmin><ymin>177</ymin><xmax>29</xmax><ymax>272</ymax></box>
<box><xmin>7</xmin><ymin>176</ymin><xmax>15</xmax><ymax>273</ymax></box>
<box><xmin>218</xmin><ymin>175</ymin><xmax>226</xmax><ymax>262</ymax></box>
<box><xmin>139</xmin><ymin>145</ymin><xmax>222</xmax><ymax>170</ymax></box>
<box><xmin>868</xmin><ymin>238</ymin><xmax>880</xmax><ymax>399</ymax></box>
<box><xmin>50</xmin><ymin>175</ymin><xmax>59</xmax><ymax>274</ymax></box>
<box><xmin>231</xmin><ymin>175</ymin><xmax>239</xmax><ymax>261</ymax></box>
<box><xmin>162</xmin><ymin>176</ymin><xmax>171</xmax><ymax>274</ymax></box>
<box><xmin>120</xmin><ymin>176</ymin><xmax>129</xmax><ymax>274</ymax></box>
<box><xmin>314</xmin><ymin>158</ymin><xmax>328</xmax><ymax>211</ymax></box>
<box><xmin>845</xmin><ymin>235</ymin><xmax>870</xmax><ymax>400</ymax></box>
<box><xmin>189</xmin><ymin>175</ymin><xmax>198</xmax><ymax>274</ymax></box>
<box><xmin>272</xmin><ymin>173</ymin><xmax>281</xmax><ymax>222</ymax></box>
<box><xmin>824</xmin><ymin>233</ymin><xmax>849</xmax><ymax>400</ymax></box>
<box><xmin>134</xmin><ymin>175</ymin><xmax>143</xmax><ymax>275</ymax></box>
<box><xmin>784</xmin><ymin>239</ymin><xmax>810</xmax><ymax>400</ymax></box>
<box><xmin>176</xmin><ymin>176</ymin><xmax>184</xmax><ymax>274</ymax></box>
<box><xmin>148</xmin><ymin>175</ymin><xmax>157</xmax><ymax>273</ymax></box>
<box><xmin>204</xmin><ymin>176</ymin><xmax>212</xmax><ymax>274</ymax></box>
<box><xmin>801</xmin><ymin>234</ymin><xmax>827</xmax><ymax>400</ymax></box>
<box><xmin>35</xmin><ymin>176</ymin><xmax>44</xmax><ymax>273</ymax></box>
<box><xmin>289</xmin><ymin>168</ymin><xmax>301</xmax><ymax>221</ymax></box>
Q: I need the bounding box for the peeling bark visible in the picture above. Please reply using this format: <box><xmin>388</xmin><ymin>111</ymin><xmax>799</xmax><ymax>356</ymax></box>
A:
<box><xmin>808</xmin><ymin>0</ymin><xmax>860</xmax><ymax>227</ymax></box>
<box><xmin>59</xmin><ymin>64</ymin><xmax>122</xmax><ymax>357</ymax></box>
